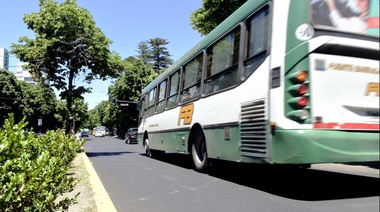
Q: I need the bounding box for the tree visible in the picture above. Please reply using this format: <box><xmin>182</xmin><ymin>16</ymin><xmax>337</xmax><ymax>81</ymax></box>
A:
<box><xmin>83</xmin><ymin>108</ymin><xmax>100</xmax><ymax>130</ymax></box>
<box><xmin>148</xmin><ymin>38</ymin><xmax>173</xmax><ymax>73</ymax></box>
<box><xmin>190</xmin><ymin>0</ymin><xmax>248</xmax><ymax>35</ymax></box>
<box><xmin>11</xmin><ymin>0</ymin><xmax>124</xmax><ymax>133</ymax></box>
<box><xmin>17</xmin><ymin>82</ymin><xmax>59</xmax><ymax>132</ymax></box>
<box><xmin>0</xmin><ymin>69</ymin><xmax>23</xmax><ymax>124</ymax></box>
<box><xmin>136</xmin><ymin>41</ymin><xmax>151</xmax><ymax>65</ymax></box>
<box><xmin>0</xmin><ymin>69</ymin><xmax>61</xmax><ymax>131</ymax></box>
<box><xmin>108</xmin><ymin>59</ymin><xmax>157</xmax><ymax>136</ymax></box>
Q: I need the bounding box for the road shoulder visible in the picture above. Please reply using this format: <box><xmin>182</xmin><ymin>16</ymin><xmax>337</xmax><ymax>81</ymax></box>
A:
<box><xmin>81</xmin><ymin>151</ymin><xmax>117</xmax><ymax>212</ymax></box>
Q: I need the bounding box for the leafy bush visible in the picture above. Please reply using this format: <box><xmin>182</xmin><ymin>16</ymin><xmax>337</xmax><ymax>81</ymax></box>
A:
<box><xmin>0</xmin><ymin>114</ymin><xmax>84</xmax><ymax>211</ymax></box>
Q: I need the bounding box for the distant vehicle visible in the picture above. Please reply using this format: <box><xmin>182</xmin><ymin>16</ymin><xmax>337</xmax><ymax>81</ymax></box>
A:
<box><xmin>81</xmin><ymin>128</ymin><xmax>89</xmax><ymax>137</ymax></box>
<box><xmin>94</xmin><ymin>131</ymin><xmax>104</xmax><ymax>137</ymax></box>
<box><xmin>125</xmin><ymin>128</ymin><xmax>138</xmax><ymax>144</ymax></box>
<box><xmin>95</xmin><ymin>126</ymin><xmax>107</xmax><ymax>137</ymax></box>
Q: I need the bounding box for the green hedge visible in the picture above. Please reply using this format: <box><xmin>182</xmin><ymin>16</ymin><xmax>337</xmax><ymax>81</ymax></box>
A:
<box><xmin>0</xmin><ymin>114</ymin><xmax>84</xmax><ymax>211</ymax></box>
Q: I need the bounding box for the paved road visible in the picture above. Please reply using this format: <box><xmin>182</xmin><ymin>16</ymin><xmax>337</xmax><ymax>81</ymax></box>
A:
<box><xmin>83</xmin><ymin>136</ymin><xmax>379</xmax><ymax>212</ymax></box>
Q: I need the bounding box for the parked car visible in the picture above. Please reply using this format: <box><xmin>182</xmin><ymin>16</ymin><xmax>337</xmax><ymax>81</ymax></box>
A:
<box><xmin>125</xmin><ymin>128</ymin><xmax>138</xmax><ymax>144</ymax></box>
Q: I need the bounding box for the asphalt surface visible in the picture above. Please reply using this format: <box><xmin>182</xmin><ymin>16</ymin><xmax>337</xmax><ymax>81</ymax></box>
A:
<box><xmin>82</xmin><ymin>135</ymin><xmax>379</xmax><ymax>212</ymax></box>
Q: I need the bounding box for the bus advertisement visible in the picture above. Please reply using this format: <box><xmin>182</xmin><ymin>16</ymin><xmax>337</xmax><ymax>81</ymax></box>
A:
<box><xmin>137</xmin><ymin>0</ymin><xmax>379</xmax><ymax>172</ymax></box>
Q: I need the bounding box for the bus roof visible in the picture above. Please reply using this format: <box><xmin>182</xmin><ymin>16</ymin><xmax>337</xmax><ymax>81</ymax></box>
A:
<box><xmin>142</xmin><ymin>0</ymin><xmax>267</xmax><ymax>94</ymax></box>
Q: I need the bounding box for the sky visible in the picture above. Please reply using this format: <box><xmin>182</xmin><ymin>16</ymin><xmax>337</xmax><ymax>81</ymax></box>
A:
<box><xmin>0</xmin><ymin>0</ymin><xmax>203</xmax><ymax>109</ymax></box>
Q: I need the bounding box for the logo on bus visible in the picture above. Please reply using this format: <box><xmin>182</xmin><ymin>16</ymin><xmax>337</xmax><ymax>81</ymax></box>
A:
<box><xmin>295</xmin><ymin>23</ymin><xmax>314</xmax><ymax>41</ymax></box>
<box><xmin>365</xmin><ymin>82</ymin><xmax>379</xmax><ymax>96</ymax></box>
<box><xmin>178</xmin><ymin>103</ymin><xmax>194</xmax><ymax>125</ymax></box>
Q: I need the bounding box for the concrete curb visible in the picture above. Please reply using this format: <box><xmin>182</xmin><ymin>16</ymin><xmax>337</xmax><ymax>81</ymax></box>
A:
<box><xmin>80</xmin><ymin>151</ymin><xmax>117</xmax><ymax>212</ymax></box>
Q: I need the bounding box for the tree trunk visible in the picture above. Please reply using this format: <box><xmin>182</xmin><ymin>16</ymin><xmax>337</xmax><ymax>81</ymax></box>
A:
<box><xmin>65</xmin><ymin>68</ymin><xmax>75</xmax><ymax>134</ymax></box>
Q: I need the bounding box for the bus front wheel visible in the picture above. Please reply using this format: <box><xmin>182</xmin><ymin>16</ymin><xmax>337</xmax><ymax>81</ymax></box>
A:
<box><xmin>191</xmin><ymin>129</ymin><xmax>208</xmax><ymax>172</ymax></box>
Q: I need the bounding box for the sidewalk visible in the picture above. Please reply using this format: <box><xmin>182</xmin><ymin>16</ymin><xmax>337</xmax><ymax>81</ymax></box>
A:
<box><xmin>68</xmin><ymin>149</ymin><xmax>117</xmax><ymax>212</ymax></box>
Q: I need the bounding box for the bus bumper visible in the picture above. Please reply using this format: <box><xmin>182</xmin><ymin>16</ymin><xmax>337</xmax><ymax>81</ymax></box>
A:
<box><xmin>272</xmin><ymin>130</ymin><xmax>380</xmax><ymax>164</ymax></box>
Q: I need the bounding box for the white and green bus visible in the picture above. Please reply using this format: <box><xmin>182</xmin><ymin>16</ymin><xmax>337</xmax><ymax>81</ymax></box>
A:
<box><xmin>138</xmin><ymin>0</ymin><xmax>379</xmax><ymax>172</ymax></box>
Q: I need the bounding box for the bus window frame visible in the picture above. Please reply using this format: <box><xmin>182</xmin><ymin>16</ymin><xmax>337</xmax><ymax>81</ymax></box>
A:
<box><xmin>138</xmin><ymin>95</ymin><xmax>145</xmax><ymax>125</ymax></box>
<box><xmin>155</xmin><ymin>78</ymin><xmax>168</xmax><ymax>114</ymax></box>
<box><xmin>147</xmin><ymin>86</ymin><xmax>157</xmax><ymax>117</ymax></box>
<box><xmin>242</xmin><ymin>5</ymin><xmax>270</xmax><ymax>82</ymax></box>
<box><xmin>180</xmin><ymin>53</ymin><xmax>204</xmax><ymax>104</ymax></box>
<box><xmin>166</xmin><ymin>69</ymin><xmax>182</xmax><ymax>110</ymax></box>
<box><xmin>203</xmin><ymin>25</ymin><xmax>242</xmax><ymax>96</ymax></box>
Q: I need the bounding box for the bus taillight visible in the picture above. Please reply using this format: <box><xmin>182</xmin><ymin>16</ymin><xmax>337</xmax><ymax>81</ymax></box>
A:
<box><xmin>298</xmin><ymin>96</ymin><xmax>308</xmax><ymax>107</ymax></box>
<box><xmin>297</xmin><ymin>71</ymin><xmax>307</xmax><ymax>83</ymax></box>
<box><xmin>285</xmin><ymin>66</ymin><xmax>311</xmax><ymax>123</ymax></box>
<box><xmin>298</xmin><ymin>84</ymin><xmax>307</xmax><ymax>95</ymax></box>
<box><xmin>287</xmin><ymin>110</ymin><xmax>310</xmax><ymax>120</ymax></box>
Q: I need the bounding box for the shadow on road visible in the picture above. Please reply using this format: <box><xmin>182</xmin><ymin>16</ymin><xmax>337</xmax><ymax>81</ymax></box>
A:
<box><xmin>86</xmin><ymin>151</ymin><xmax>134</xmax><ymax>157</ymax></box>
<box><xmin>209</xmin><ymin>161</ymin><xmax>379</xmax><ymax>201</ymax></box>
<box><xmin>145</xmin><ymin>153</ymin><xmax>380</xmax><ymax>201</ymax></box>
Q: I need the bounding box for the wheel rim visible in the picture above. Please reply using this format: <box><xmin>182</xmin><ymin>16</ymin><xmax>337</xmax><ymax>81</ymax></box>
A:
<box><xmin>192</xmin><ymin>130</ymin><xmax>208</xmax><ymax>172</ymax></box>
<box><xmin>144</xmin><ymin>138</ymin><xmax>150</xmax><ymax>157</ymax></box>
<box><xmin>194</xmin><ymin>135</ymin><xmax>206</xmax><ymax>163</ymax></box>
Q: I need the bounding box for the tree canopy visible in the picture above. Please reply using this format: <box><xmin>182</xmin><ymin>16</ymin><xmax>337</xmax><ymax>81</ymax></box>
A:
<box><xmin>107</xmin><ymin>58</ymin><xmax>157</xmax><ymax>136</ymax></box>
<box><xmin>135</xmin><ymin>38</ymin><xmax>173</xmax><ymax>74</ymax></box>
<box><xmin>10</xmin><ymin>0</ymin><xmax>124</xmax><ymax>133</ymax></box>
<box><xmin>0</xmin><ymin>69</ymin><xmax>83</xmax><ymax>132</ymax></box>
<box><xmin>190</xmin><ymin>0</ymin><xmax>248</xmax><ymax>35</ymax></box>
<box><xmin>0</xmin><ymin>70</ymin><xmax>23</xmax><ymax>124</ymax></box>
<box><xmin>148</xmin><ymin>38</ymin><xmax>173</xmax><ymax>73</ymax></box>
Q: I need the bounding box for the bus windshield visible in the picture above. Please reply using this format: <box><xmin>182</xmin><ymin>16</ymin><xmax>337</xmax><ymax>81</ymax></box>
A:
<box><xmin>310</xmin><ymin>0</ymin><xmax>379</xmax><ymax>37</ymax></box>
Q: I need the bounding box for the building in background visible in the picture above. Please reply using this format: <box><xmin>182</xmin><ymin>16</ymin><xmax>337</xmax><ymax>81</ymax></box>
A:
<box><xmin>14</xmin><ymin>62</ymin><xmax>39</xmax><ymax>86</ymax></box>
<box><xmin>0</xmin><ymin>48</ymin><xmax>10</xmax><ymax>70</ymax></box>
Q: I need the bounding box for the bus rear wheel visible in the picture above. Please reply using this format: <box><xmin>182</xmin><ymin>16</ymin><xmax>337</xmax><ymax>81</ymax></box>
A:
<box><xmin>191</xmin><ymin>129</ymin><xmax>208</xmax><ymax>172</ymax></box>
<box><xmin>144</xmin><ymin>138</ymin><xmax>151</xmax><ymax>157</ymax></box>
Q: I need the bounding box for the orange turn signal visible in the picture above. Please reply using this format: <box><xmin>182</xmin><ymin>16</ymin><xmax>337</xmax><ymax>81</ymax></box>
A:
<box><xmin>297</xmin><ymin>71</ymin><xmax>307</xmax><ymax>83</ymax></box>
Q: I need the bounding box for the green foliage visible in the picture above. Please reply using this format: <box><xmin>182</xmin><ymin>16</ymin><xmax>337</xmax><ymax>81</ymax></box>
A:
<box><xmin>17</xmin><ymin>82</ymin><xmax>60</xmax><ymax>132</ymax></box>
<box><xmin>0</xmin><ymin>70</ymin><xmax>60</xmax><ymax>130</ymax></box>
<box><xmin>0</xmin><ymin>114</ymin><xmax>84</xmax><ymax>211</ymax></box>
<box><xmin>135</xmin><ymin>41</ymin><xmax>151</xmax><ymax>65</ymax></box>
<box><xmin>83</xmin><ymin>108</ymin><xmax>101</xmax><ymax>130</ymax></box>
<box><xmin>10</xmin><ymin>0</ymin><xmax>124</xmax><ymax>133</ymax></box>
<box><xmin>148</xmin><ymin>38</ymin><xmax>173</xmax><ymax>73</ymax></box>
<box><xmin>0</xmin><ymin>69</ymin><xmax>72</xmax><ymax>132</ymax></box>
<box><xmin>135</xmin><ymin>38</ymin><xmax>173</xmax><ymax>73</ymax></box>
<box><xmin>0</xmin><ymin>70</ymin><xmax>23</xmax><ymax>125</ymax></box>
<box><xmin>107</xmin><ymin>59</ymin><xmax>157</xmax><ymax>135</ymax></box>
<box><xmin>93</xmin><ymin>101</ymin><xmax>109</xmax><ymax>127</ymax></box>
<box><xmin>190</xmin><ymin>0</ymin><xmax>247</xmax><ymax>35</ymax></box>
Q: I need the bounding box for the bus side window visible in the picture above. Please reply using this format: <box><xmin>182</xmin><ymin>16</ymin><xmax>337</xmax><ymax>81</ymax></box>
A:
<box><xmin>147</xmin><ymin>87</ymin><xmax>157</xmax><ymax>116</ymax></box>
<box><xmin>181</xmin><ymin>54</ymin><xmax>203</xmax><ymax>103</ymax></box>
<box><xmin>138</xmin><ymin>95</ymin><xmax>145</xmax><ymax>125</ymax></box>
<box><xmin>167</xmin><ymin>70</ymin><xmax>180</xmax><ymax>109</ymax></box>
<box><xmin>243</xmin><ymin>6</ymin><xmax>269</xmax><ymax>80</ymax></box>
<box><xmin>205</xmin><ymin>26</ymin><xmax>240</xmax><ymax>95</ymax></box>
<box><xmin>156</xmin><ymin>79</ymin><xmax>167</xmax><ymax>113</ymax></box>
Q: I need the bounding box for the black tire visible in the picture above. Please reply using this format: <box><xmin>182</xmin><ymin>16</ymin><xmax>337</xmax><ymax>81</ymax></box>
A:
<box><xmin>191</xmin><ymin>129</ymin><xmax>208</xmax><ymax>172</ymax></box>
<box><xmin>126</xmin><ymin>138</ymin><xmax>130</xmax><ymax>144</ymax></box>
